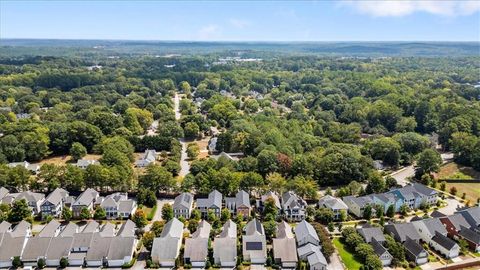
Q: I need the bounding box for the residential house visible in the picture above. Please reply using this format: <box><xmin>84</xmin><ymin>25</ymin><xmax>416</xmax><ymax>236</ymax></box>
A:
<box><xmin>387</xmin><ymin>183</ymin><xmax>437</xmax><ymax>210</ymax></box>
<box><xmin>100</xmin><ymin>192</ymin><xmax>137</xmax><ymax>219</ymax></box>
<box><xmin>458</xmin><ymin>226</ymin><xmax>480</xmax><ymax>252</ymax></box>
<box><xmin>371</xmin><ymin>239</ymin><xmax>393</xmax><ymax>266</ymax></box>
<box><xmin>72</xmin><ymin>188</ymin><xmax>99</xmax><ymax>218</ymax></box>
<box><xmin>457</xmin><ymin>207</ymin><xmax>480</xmax><ymax>230</ymax></box>
<box><xmin>45</xmin><ymin>236</ymin><xmax>74</xmax><ymax>267</ymax></box>
<box><xmin>151</xmin><ymin>218</ymin><xmax>184</xmax><ymax>267</ymax></box>
<box><xmin>372</xmin><ymin>193</ymin><xmax>403</xmax><ymax>214</ymax></box>
<box><xmin>412</xmin><ymin>218</ymin><xmax>447</xmax><ymax>243</ymax></box>
<box><xmin>135</xmin><ymin>149</ymin><xmax>157</xmax><ymax>167</ymax></box>
<box><xmin>196</xmin><ymin>190</ymin><xmax>222</xmax><ymax>218</ymax></box>
<box><xmin>282</xmin><ymin>191</ymin><xmax>307</xmax><ymax>221</ymax></box>
<box><xmin>213</xmin><ymin>220</ymin><xmax>237</xmax><ymax>267</ymax></box>
<box><xmin>318</xmin><ymin>195</ymin><xmax>348</xmax><ymax>220</ymax></box>
<box><xmin>273</xmin><ymin>221</ymin><xmax>298</xmax><ymax>269</ymax></box>
<box><xmin>385</xmin><ymin>223</ymin><xmax>422</xmax><ymax>243</ymax></box>
<box><xmin>172</xmin><ymin>192</ymin><xmax>194</xmax><ymax>219</ymax></box>
<box><xmin>41</xmin><ymin>188</ymin><xmax>69</xmax><ymax>218</ymax></box>
<box><xmin>342</xmin><ymin>195</ymin><xmax>374</xmax><ymax>218</ymax></box>
<box><xmin>15</xmin><ymin>191</ymin><xmax>45</xmax><ymax>215</ymax></box>
<box><xmin>7</xmin><ymin>161</ymin><xmax>40</xmax><ymax>174</ymax></box>
<box><xmin>69</xmin><ymin>221</ymin><xmax>99</xmax><ymax>266</ymax></box>
<box><xmin>0</xmin><ymin>221</ymin><xmax>31</xmax><ymax>268</ymax></box>
<box><xmin>106</xmin><ymin>222</ymin><xmax>137</xmax><ymax>268</ymax></box>
<box><xmin>357</xmin><ymin>225</ymin><xmax>386</xmax><ymax>244</ymax></box>
<box><xmin>257</xmin><ymin>191</ymin><xmax>281</xmax><ymax>212</ymax></box>
<box><xmin>242</xmin><ymin>219</ymin><xmax>267</xmax><ymax>264</ymax></box>
<box><xmin>22</xmin><ymin>221</ymin><xmax>61</xmax><ymax>266</ymax></box>
<box><xmin>439</xmin><ymin>213</ymin><xmax>470</xmax><ymax>239</ymax></box>
<box><xmin>430</xmin><ymin>232</ymin><xmax>460</xmax><ymax>259</ymax></box>
<box><xmin>404</xmin><ymin>237</ymin><xmax>428</xmax><ymax>265</ymax></box>
<box><xmin>225</xmin><ymin>190</ymin><xmax>251</xmax><ymax>217</ymax></box>
<box><xmin>184</xmin><ymin>220</ymin><xmax>211</xmax><ymax>268</ymax></box>
<box><xmin>295</xmin><ymin>220</ymin><xmax>320</xmax><ymax>247</ymax></box>
<box><xmin>306</xmin><ymin>248</ymin><xmax>327</xmax><ymax>270</ymax></box>
<box><xmin>75</xmin><ymin>159</ymin><xmax>99</xmax><ymax>169</ymax></box>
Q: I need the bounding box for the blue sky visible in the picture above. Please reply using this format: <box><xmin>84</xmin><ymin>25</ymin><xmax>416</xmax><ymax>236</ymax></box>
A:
<box><xmin>1</xmin><ymin>1</ymin><xmax>479</xmax><ymax>41</ymax></box>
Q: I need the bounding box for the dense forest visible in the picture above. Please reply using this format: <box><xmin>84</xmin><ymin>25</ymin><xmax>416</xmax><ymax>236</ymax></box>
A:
<box><xmin>0</xmin><ymin>43</ymin><xmax>479</xmax><ymax>199</ymax></box>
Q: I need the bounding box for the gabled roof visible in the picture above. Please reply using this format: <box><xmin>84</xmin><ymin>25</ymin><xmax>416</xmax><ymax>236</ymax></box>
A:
<box><xmin>443</xmin><ymin>213</ymin><xmax>470</xmax><ymax>231</ymax></box>
<box><xmin>100</xmin><ymin>222</ymin><xmax>116</xmax><ymax>237</ymax></box>
<box><xmin>273</xmin><ymin>237</ymin><xmax>297</xmax><ymax>263</ymax></box>
<box><xmin>432</xmin><ymin>232</ymin><xmax>458</xmax><ymax>250</ymax></box>
<box><xmin>282</xmin><ymin>191</ymin><xmax>306</xmax><ymax>210</ymax></box>
<box><xmin>197</xmin><ymin>190</ymin><xmax>222</xmax><ymax>209</ymax></box>
<box><xmin>86</xmin><ymin>233</ymin><xmax>113</xmax><ymax>261</ymax></box>
<box><xmin>404</xmin><ymin>237</ymin><xmax>426</xmax><ymax>257</ymax></box>
<box><xmin>385</xmin><ymin>223</ymin><xmax>421</xmax><ymax>242</ymax></box>
<box><xmin>119</xmin><ymin>200</ymin><xmax>136</xmax><ymax>213</ymax></box>
<box><xmin>46</xmin><ymin>236</ymin><xmax>73</xmax><ymax>260</ymax></box>
<box><xmin>82</xmin><ymin>221</ymin><xmax>100</xmax><ymax>233</ymax></box>
<box><xmin>245</xmin><ymin>219</ymin><xmax>264</xmax><ymax>236</ymax></box>
<box><xmin>73</xmin><ymin>188</ymin><xmax>99</xmax><ymax>206</ymax></box>
<box><xmin>318</xmin><ymin>195</ymin><xmax>348</xmax><ymax>210</ymax></box>
<box><xmin>22</xmin><ymin>236</ymin><xmax>52</xmax><ymax>261</ymax></box>
<box><xmin>76</xmin><ymin>159</ymin><xmax>99</xmax><ymax>167</ymax></box>
<box><xmin>107</xmin><ymin>236</ymin><xmax>136</xmax><ymax>260</ymax></box>
<box><xmin>16</xmin><ymin>191</ymin><xmax>44</xmax><ymax>204</ymax></box>
<box><xmin>431</xmin><ymin>210</ymin><xmax>446</xmax><ymax>218</ymax></box>
<box><xmin>294</xmin><ymin>220</ymin><xmax>319</xmax><ymax>243</ymax></box>
<box><xmin>60</xmin><ymin>222</ymin><xmax>79</xmax><ymax>237</ymax></box>
<box><xmin>43</xmin><ymin>188</ymin><xmax>69</xmax><ymax>206</ymax></box>
<box><xmin>343</xmin><ymin>195</ymin><xmax>374</xmax><ymax>208</ymax></box>
<box><xmin>307</xmin><ymin>248</ymin><xmax>327</xmax><ymax>267</ymax></box>
<box><xmin>173</xmin><ymin>192</ymin><xmax>194</xmax><ymax>210</ymax></box>
<box><xmin>0</xmin><ymin>221</ymin><xmax>11</xmax><ymax>233</ymax></box>
<box><xmin>411</xmin><ymin>183</ymin><xmax>437</xmax><ymax>196</ymax></box>
<box><xmin>276</xmin><ymin>221</ymin><xmax>294</xmax><ymax>239</ymax></box>
<box><xmin>117</xmin><ymin>220</ymin><xmax>136</xmax><ymax>237</ymax></box>
<box><xmin>38</xmin><ymin>220</ymin><xmax>61</xmax><ymax>237</ymax></box>
<box><xmin>357</xmin><ymin>225</ymin><xmax>385</xmax><ymax>243</ymax></box>
<box><xmin>0</xmin><ymin>233</ymin><xmax>27</xmax><ymax>261</ymax></box>
<box><xmin>297</xmin><ymin>243</ymin><xmax>318</xmax><ymax>258</ymax></box>
<box><xmin>191</xmin><ymin>220</ymin><xmax>211</xmax><ymax>239</ymax></box>
<box><xmin>414</xmin><ymin>218</ymin><xmax>447</xmax><ymax>236</ymax></box>
<box><xmin>261</xmin><ymin>191</ymin><xmax>281</xmax><ymax>209</ymax></box>
<box><xmin>459</xmin><ymin>226</ymin><xmax>480</xmax><ymax>245</ymax></box>
<box><xmin>458</xmin><ymin>207</ymin><xmax>480</xmax><ymax>228</ymax></box>
<box><xmin>218</xmin><ymin>220</ymin><xmax>237</xmax><ymax>239</ymax></box>
<box><xmin>11</xmin><ymin>220</ymin><xmax>30</xmax><ymax>237</ymax></box>
<box><xmin>371</xmin><ymin>238</ymin><xmax>390</xmax><ymax>257</ymax></box>
<box><xmin>236</xmin><ymin>190</ymin><xmax>250</xmax><ymax>208</ymax></box>
<box><xmin>160</xmin><ymin>218</ymin><xmax>184</xmax><ymax>238</ymax></box>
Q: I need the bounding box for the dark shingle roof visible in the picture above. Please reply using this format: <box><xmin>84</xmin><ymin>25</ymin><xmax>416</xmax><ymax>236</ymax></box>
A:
<box><xmin>404</xmin><ymin>237</ymin><xmax>425</xmax><ymax>257</ymax></box>
<box><xmin>459</xmin><ymin>226</ymin><xmax>480</xmax><ymax>244</ymax></box>
<box><xmin>432</xmin><ymin>232</ymin><xmax>457</xmax><ymax>250</ymax></box>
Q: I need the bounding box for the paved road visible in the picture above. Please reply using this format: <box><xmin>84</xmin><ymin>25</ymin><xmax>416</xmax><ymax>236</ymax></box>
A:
<box><xmin>438</xmin><ymin>197</ymin><xmax>464</xmax><ymax>216</ymax></box>
<box><xmin>173</xmin><ymin>92</ymin><xmax>190</xmax><ymax>177</ymax></box>
<box><xmin>389</xmin><ymin>152</ymin><xmax>453</xmax><ymax>187</ymax></box>
<box><xmin>328</xmin><ymin>252</ymin><xmax>345</xmax><ymax>270</ymax></box>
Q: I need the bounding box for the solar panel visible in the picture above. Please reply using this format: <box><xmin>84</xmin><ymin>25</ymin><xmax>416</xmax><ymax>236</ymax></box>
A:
<box><xmin>246</xmin><ymin>241</ymin><xmax>263</xmax><ymax>250</ymax></box>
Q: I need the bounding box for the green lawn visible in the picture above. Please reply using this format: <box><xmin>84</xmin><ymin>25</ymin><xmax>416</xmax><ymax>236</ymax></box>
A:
<box><xmin>333</xmin><ymin>238</ymin><xmax>362</xmax><ymax>270</ymax></box>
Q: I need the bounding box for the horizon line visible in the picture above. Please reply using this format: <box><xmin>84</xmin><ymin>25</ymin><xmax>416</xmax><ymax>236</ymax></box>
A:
<box><xmin>1</xmin><ymin>38</ymin><xmax>479</xmax><ymax>43</ymax></box>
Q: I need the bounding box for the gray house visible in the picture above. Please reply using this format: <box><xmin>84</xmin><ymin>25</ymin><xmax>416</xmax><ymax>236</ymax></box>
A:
<box><xmin>295</xmin><ymin>220</ymin><xmax>320</xmax><ymax>247</ymax></box>
<box><xmin>282</xmin><ymin>191</ymin><xmax>307</xmax><ymax>221</ymax></box>
<box><xmin>318</xmin><ymin>195</ymin><xmax>348</xmax><ymax>220</ymax></box>
<box><xmin>385</xmin><ymin>223</ymin><xmax>422</xmax><ymax>243</ymax></box>
<box><xmin>457</xmin><ymin>207</ymin><xmax>480</xmax><ymax>230</ymax></box>
<box><xmin>41</xmin><ymin>188</ymin><xmax>69</xmax><ymax>218</ymax></box>
<box><xmin>100</xmin><ymin>192</ymin><xmax>137</xmax><ymax>219</ymax></box>
<box><xmin>135</xmin><ymin>149</ymin><xmax>157</xmax><ymax>167</ymax></box>
<box><xmin>404</xmin><ymin>237</ymin><xmax>428</xmax><ymax>265</ymax></box>
<box><xmin>173</xmin><ymin>192</ymin><xmax>194</xmax><ymax>219</ymax></box>
<box><xmin>371</xmin><ymin>239</ymin><xmax>393</xmax><ymax>267</ymax></box>
<box><xmin>357</xmin><ymin>225</ymin><xmax>386</xmax><ymax>244</ymax></box>
<box><xmin>242</xmin><ymin>219</ymin><xmax>267</xmax><ymax>264</ymax></box>
<box><xmin>72</xmin><ymin>188</ymin><xmax>99</xmax><ymax>218</ymax></box>
<box><xmin>213</xmin><ymin>220</ymin><xmax>237</xmax><ymax>267</ymax></box>
<box><xmin>225</xmin><ymin>190</ymin><xmax>251</xmax><ymax>217</ymax></box>
<box><xmin>15</xmin><ymin>191</ymin><xmax>45</xmax><ymax>215</ymax></box>
<box><xmin>273</xmin><ymin>221</ymin><xmax>298</xmax><ymax>269</ymax></box>
<box><xmin>184</xmin><ymin>220</ymin><xmax>211</xmax><ymax>268</ymax></box>
<box><xmin>258</xmin><ymin>191</ymin><xmax>281</xmax><ymax>211</ymax></box>
<box><xmin>343</xmin><ymin>195</ymin><xmax>375</xmax><ymax>218</ymax></box>
<box><xmin>196</xmin><ymin>190</ymin><xmax>222</xmax><ymax>218</ymax></box>
<box><xmin>151</xmin><ymin>218</ymin><xmax>184</xmax><ymax>267</ymax></box>
<box><xmin>0</xmin><ymin>221</ymin><xmax>31</xmax><ymax>268</ymax></box>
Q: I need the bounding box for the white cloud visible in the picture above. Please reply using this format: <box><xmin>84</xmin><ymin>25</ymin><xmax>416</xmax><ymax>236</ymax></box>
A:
<box><xmin>196</xmin><ymin>24</ymin><xmax>221</xmax><ymax>40</ymax></box>
<box><xmin>340</xmin><ymin>0</ymin><xmax>480</xmax><ymax>17</ymax></box>
<box><xmin>229</xmin><ymin>18</ymin><xmax>251</xmax><ymax>29</ymax></box>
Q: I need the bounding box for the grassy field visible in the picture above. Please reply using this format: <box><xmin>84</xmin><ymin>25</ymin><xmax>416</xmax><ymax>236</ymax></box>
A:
<box><xmin>437</xmin><ymin>163</ymin><xmax>480</xmax><ymax>203</ymax></box>
<box><xmin>332</xmin><ymin>238</ymin><xmax>362</xmax><ymax>270</ymax></box>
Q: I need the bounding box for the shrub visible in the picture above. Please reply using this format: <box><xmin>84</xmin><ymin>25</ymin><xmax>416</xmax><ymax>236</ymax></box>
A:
<box><xmin>37</xmin><ymin>258</ymin><xmax>46</xmax><ymax>269</ymax></box>
<box><xmin>59</xmin><ymin>257</ymin><xmax>69</xmax><ymax>268</ymax></box>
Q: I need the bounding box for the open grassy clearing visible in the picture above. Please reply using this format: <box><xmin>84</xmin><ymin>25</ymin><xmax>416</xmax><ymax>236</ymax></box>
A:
<box><xmin>332</xmin><ymin>238</ymin><xmax>362</xmax><ymax>270</ymax></box>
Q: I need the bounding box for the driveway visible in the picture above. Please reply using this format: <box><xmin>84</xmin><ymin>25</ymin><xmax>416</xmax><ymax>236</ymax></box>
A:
<box><xmin>328</xmin><ymin>252</ymin><xmax>345</xmax><ymax>270</ymax></box>
<box><xmin>145</xmin><ymin>199</ymin><xmax>173</xmax><ymax>230</ymax></box>
<box><xmin>438</xmin><ymin>197</ymin><xmax>464</xmax><ymax>215</ymax></box>
<box><xmin>390</xmin><ymin>165</ymin><xmax>415</xmax><ymax>186</ymax></box>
